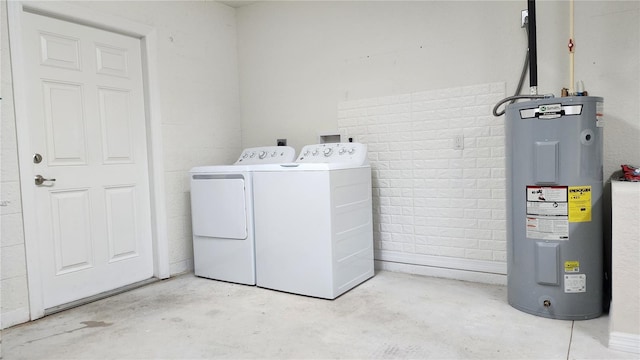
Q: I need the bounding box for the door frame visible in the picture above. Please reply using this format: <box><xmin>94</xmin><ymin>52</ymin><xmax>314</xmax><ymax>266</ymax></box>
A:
<box><xmin>7</xmin><ymin>1</ymin><xmax>170</xmax><ymax>320</ymax></box>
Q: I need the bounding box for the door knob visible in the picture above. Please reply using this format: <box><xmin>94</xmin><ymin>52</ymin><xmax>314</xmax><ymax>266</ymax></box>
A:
<box><xmin>34</xmin><ymin>175</ymin><xmax>56</xmax><ymax>186</ymax></box>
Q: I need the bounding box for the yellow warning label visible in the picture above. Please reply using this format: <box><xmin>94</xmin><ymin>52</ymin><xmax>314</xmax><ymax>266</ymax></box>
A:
<box><xmin>568</xmin><ymin>186</ymin><xmax>591</xmax><ymax>222</ymax></box>
<box><xmin>565</xmin><ymin>261</ymin><xmax>580</xmax><ymax>273</ymax></box>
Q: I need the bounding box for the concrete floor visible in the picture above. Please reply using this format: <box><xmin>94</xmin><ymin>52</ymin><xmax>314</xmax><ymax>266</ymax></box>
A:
<box><xmin>1</xmin><ymin>271</ymin><xmax>637</xmax><ymax>359</ymax></box>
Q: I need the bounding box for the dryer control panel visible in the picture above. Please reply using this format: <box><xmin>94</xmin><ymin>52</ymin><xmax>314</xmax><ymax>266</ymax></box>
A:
<box><xmin>296</xmin><ymin>143</ymin><xmax>368</xmax><ymax>165</ymax></box>
<box><xmin>235</xmin><ymin>146</ymin><xmax>296</xmax><ymax>164</ymax></box>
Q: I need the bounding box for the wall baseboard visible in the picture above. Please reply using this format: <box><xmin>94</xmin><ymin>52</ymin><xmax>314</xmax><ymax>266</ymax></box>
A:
<box><xmin>609</xmin><ymin>332</ymin><xmax>640</xmax><ymax>354</ymax></box>
<box><xmin>1</xmin><ymin>308</ymin><xmax>30</xmax><ymax>330</ymax></box>
<box><xmin>375</xmin><ymin>250</ymin><xmax>507</xmax><ymax>285</ymax></box>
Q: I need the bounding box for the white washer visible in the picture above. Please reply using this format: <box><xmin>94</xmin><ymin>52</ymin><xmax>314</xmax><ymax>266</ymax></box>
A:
<box><xmin>189</xmin><ymin>146</ymin><xmax>296</xmax><ymax>285</ymax></box>
<box><xmin>252</xmin><ymin>143</ymin><xmax>374</xmax><ymax>299</ymax></box>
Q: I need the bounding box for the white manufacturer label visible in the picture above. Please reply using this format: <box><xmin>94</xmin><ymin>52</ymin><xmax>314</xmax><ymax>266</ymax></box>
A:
<box><xmin>527</xmin><ymin>201</ymin><xmax>568</xmax><ymax>216</ymax></box>
<box><xmin>527</xmin><ymin>186</ymin><xmax>567</xmax><ymax>203</ymax></box>
<box><xmin>526</xmin><ymin>186</ymin><xmax>569</xmax><ymax>240</ymax></box>
<box><xmin>564</xmin><ymin>274</ymin><xmax>586</xmax><ymax>293</ymax></box>
<box><xmin>526</xmin><ymin>216</ymin><xmax>569</xmax><ymax>240</ymax></box>
<box><xmin>539</xmin><ymin>113</ymin><xmax>562</xmax><ymax>120</ymax></box>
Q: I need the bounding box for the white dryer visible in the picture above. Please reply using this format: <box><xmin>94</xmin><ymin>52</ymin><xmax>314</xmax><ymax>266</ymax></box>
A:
<box><xmin>252</xmin><ymin>143</ymin><xmax>374</xmax><ymax>299</ymax></box>
<box><xmin>189</xmin><ymin>146</ymin><xmax>296</xmax><ymax>285</ymax></box>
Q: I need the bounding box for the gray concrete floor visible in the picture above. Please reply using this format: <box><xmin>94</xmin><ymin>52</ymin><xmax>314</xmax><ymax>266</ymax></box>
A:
<box><xmin>1</xmin><ymin>271</ymin><xmax>637</xmax><ymax>359</ymax></box>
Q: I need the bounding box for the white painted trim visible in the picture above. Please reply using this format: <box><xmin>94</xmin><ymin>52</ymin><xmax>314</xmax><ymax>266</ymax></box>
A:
<box><xmin>7</xmin><ymin>0</ymin><xmax>46</xmax><ymax>320</ymax></box>
<box><xmin>375</xmin><ymin>260</ymin><xmax>507</xmax><ymax>286</ymax></box>
<box><xmin>141</xmin><ymin>30</ymin><xmax>170</xmax><ymax>280</ymax></box>
<box><xmin>375</xmin><ymin>250</ymin><xmax>508</xmax><ymax>275</ymax></box>
<box><xmin>0</xmin><ymin>308</ymin><xmax>31</xmax><ymax>330</ymax></box>
<box><xmin>609</xmin><ymin>332</ymin><xmax>640</xmax><ymax>354</ymax></box>
<box><xmin>7</xmin><ymin>1</ymin><xmax>169</xmax><ymax>320</ymax></box>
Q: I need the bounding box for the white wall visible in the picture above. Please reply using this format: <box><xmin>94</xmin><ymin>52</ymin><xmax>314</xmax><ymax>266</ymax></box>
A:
<box><xmin>236</xmin><ymin>1</ymin><xmax>640</xmax><ymax>278</ymax></box>
<box><xmin>1</xmin><ymin>0</ymin><xmax>241</xmax><ymax>327</ymax></box>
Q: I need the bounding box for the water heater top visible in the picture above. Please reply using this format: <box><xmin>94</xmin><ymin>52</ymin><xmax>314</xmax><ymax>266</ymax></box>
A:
<box><xmin>506</xmin><ymin>96</ymin><xmax>603</xmax><ymax>120</ymax></box>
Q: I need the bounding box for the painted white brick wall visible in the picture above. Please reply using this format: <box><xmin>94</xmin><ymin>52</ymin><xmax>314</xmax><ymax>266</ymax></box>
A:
<box><xmin>1</xmin><ymin>4</ymin><xmax>31</xmax><ymax>329</ymax></box>
<box><xmin>338</xmin><ymin>82</ymin><xmax>507</xmax><ymax>273</ymax></box>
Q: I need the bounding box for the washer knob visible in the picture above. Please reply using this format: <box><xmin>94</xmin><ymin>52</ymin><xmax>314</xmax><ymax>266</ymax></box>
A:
<box><xmin>259</xmin><ymin>151</ymin><xmax>267</xmax><ymax>159</ymax></box>
<box><xmin>303</xmin><ymin>150</ymin><xmax>310</xmax><ymax>156</ymax></box>
<box><xmin>323</xmin><ymin>148</ymin><xmax>333</xmax><ymax>157</ymax></box>
<box><xmin>312</xmin><ymin>149</ymin><xmax>319</xmax><ymax>156</ymax></box>
<box><xmin>249</xmin><ymin>152</ymin><xmax>256</xmax><ymax>158</ymax></box>
<box><xmin>348</xmin><ymin>148</ymin><xmax>356</xmax><ymax>154</ymax></box>
<box><xmin>242</xmin><ymin>153</ymin><xmax>249</xmax><ymax>159</ymax></box>
<box><xmin>271</xmin><ymin>151</ymin><xmax>278</xmax><ymax>157</ymax></box>
<box><xmin>339</xmin><ymin>148</ymin><xmax>346</xmax><ymax>155</ymax></box>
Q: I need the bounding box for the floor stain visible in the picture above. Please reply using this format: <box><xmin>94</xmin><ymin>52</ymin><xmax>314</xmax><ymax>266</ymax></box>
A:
<box><xmin>26</xmin><ymin>321</ymin><xmax>112</xmax><ymax>344</ymax></box>
<box><xmin>80</xmin><ymin>321</ymin><xmax>112</xmax><ymax>328</ymax></box>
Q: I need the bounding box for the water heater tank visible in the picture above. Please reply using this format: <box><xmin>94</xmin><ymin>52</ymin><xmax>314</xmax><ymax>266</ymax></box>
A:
<box><xmin>505</xmin><ymin>96</ymin><xmax>604</xmax><ymax>320</ymax></box>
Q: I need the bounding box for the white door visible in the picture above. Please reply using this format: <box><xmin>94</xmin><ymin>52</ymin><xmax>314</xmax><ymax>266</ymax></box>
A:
<box><xmin>21</xmin><ymin>11</ymin><xmax>153</xmax><ymax>309</ymax></box>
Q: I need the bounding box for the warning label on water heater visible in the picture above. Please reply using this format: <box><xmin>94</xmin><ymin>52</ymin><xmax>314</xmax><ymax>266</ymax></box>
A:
<box><xmin>526</xmin><ymin>186</ymin><xmax>569</xmax><ymax>240</ymax></box>
<box><xmin>568</xmin><ymin>186</ymin><xmax>592</xmax><ymax>222</ymax></box>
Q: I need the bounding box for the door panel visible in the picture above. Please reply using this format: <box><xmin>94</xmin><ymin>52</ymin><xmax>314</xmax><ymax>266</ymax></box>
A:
<box><xmin>96</xmin><ymin>43</ymin><xmax>129</xmax><ymax>77</ymax></box>
<box><xmin>39</xmin><ymin>31</ymin><xmax>82</xmax><ymax>70</ymax></box>
<box><xmin>98</xmin><ymin>88</ymin><xmax>134</xmax><ymax>163</ymax></box>
<box><xmin>42</xmin><ymin>80</ymin><xmax>88</xmax><ymax>165</ymax></box>
<box><xmin>190</xmin><ymin>178</ymin><xmax>248</xmax><ymax>240</ymax></box>
<box><xmin>105</xmin><ymin>185</ymin><xmax>139</xmax><ymax>261</ymax></box>
<box><xmin>22</xmin><ymin>11</ymin><xmax>153</xmax><ymax>309</ymax></box>
<box><xmin>51</xmin><ymin>189</ymin><xmax>93</xmax><ymax>274</ymax></box>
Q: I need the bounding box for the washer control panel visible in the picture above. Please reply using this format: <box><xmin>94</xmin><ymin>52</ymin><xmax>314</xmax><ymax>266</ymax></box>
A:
<box><xmin>296</xmin><ymin>143</ymin><xmax>368</xmax><ymax>165</ymax></box>
<box><xmin>235</xmin><ymin>146</ymin><xmax>296</xmax><ymax>164</ymax></box>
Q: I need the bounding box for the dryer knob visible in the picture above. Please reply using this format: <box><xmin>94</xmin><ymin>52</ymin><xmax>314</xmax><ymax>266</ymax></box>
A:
<box><xmin>323</xmin><ymin>148</ymin><xmax>333</xmax><ymax>157</ymax></box>
<box><xmin>259</xmin><ymin>151</ymin><xmax>267</xmax><ymax>159</ymax></box>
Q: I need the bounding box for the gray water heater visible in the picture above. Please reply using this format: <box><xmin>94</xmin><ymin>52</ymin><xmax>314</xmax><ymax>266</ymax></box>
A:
<box><xmin>505</xmin><ymin>96</ymin><xmax>604</xmax><ymax>320</ymax></box>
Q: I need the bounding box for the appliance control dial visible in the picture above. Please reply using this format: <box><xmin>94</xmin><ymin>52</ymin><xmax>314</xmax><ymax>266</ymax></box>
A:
<box><xmin>348</xmin><ymin>148</ymin><xmax>356</xmax><ymax>154</ymax></box>
<box><xmin>323</xmin><ymin>148</ymin><xmax>333</xmax><ymax>157</ymax></box>
<box><xmin>242</xmin><ymin>153</ymin><xmax>249</xmax><ymax>158</ymax></box>
<box><xmin>339</xmin><ymin>148</ymin><xmax>346</xmax><ymax>155</ymax></box>
<box><xmin>249</xmin><ymin>152</ymin><xmax>256</xmax><ymax>158</ymax></box>
<box><xmin>271</xmin><ymin>151</ymin><xmax>277</xmax><ymax>157</ymax></box>
<box><xmin>259</xmin><ymin>151</ymin><xmax>267</xmax><ymax>159</ymax></box>
<box><xmin>312</xmin><ymin>149</ymin><xmax>319</xmax><ymax>156</ymax></box>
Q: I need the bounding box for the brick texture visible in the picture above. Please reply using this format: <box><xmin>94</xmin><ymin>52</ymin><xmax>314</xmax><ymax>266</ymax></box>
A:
<box><xmin>338</xmin><ymin>82</ymin><xmax>507</xmax><ymax>263</ymax></box>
